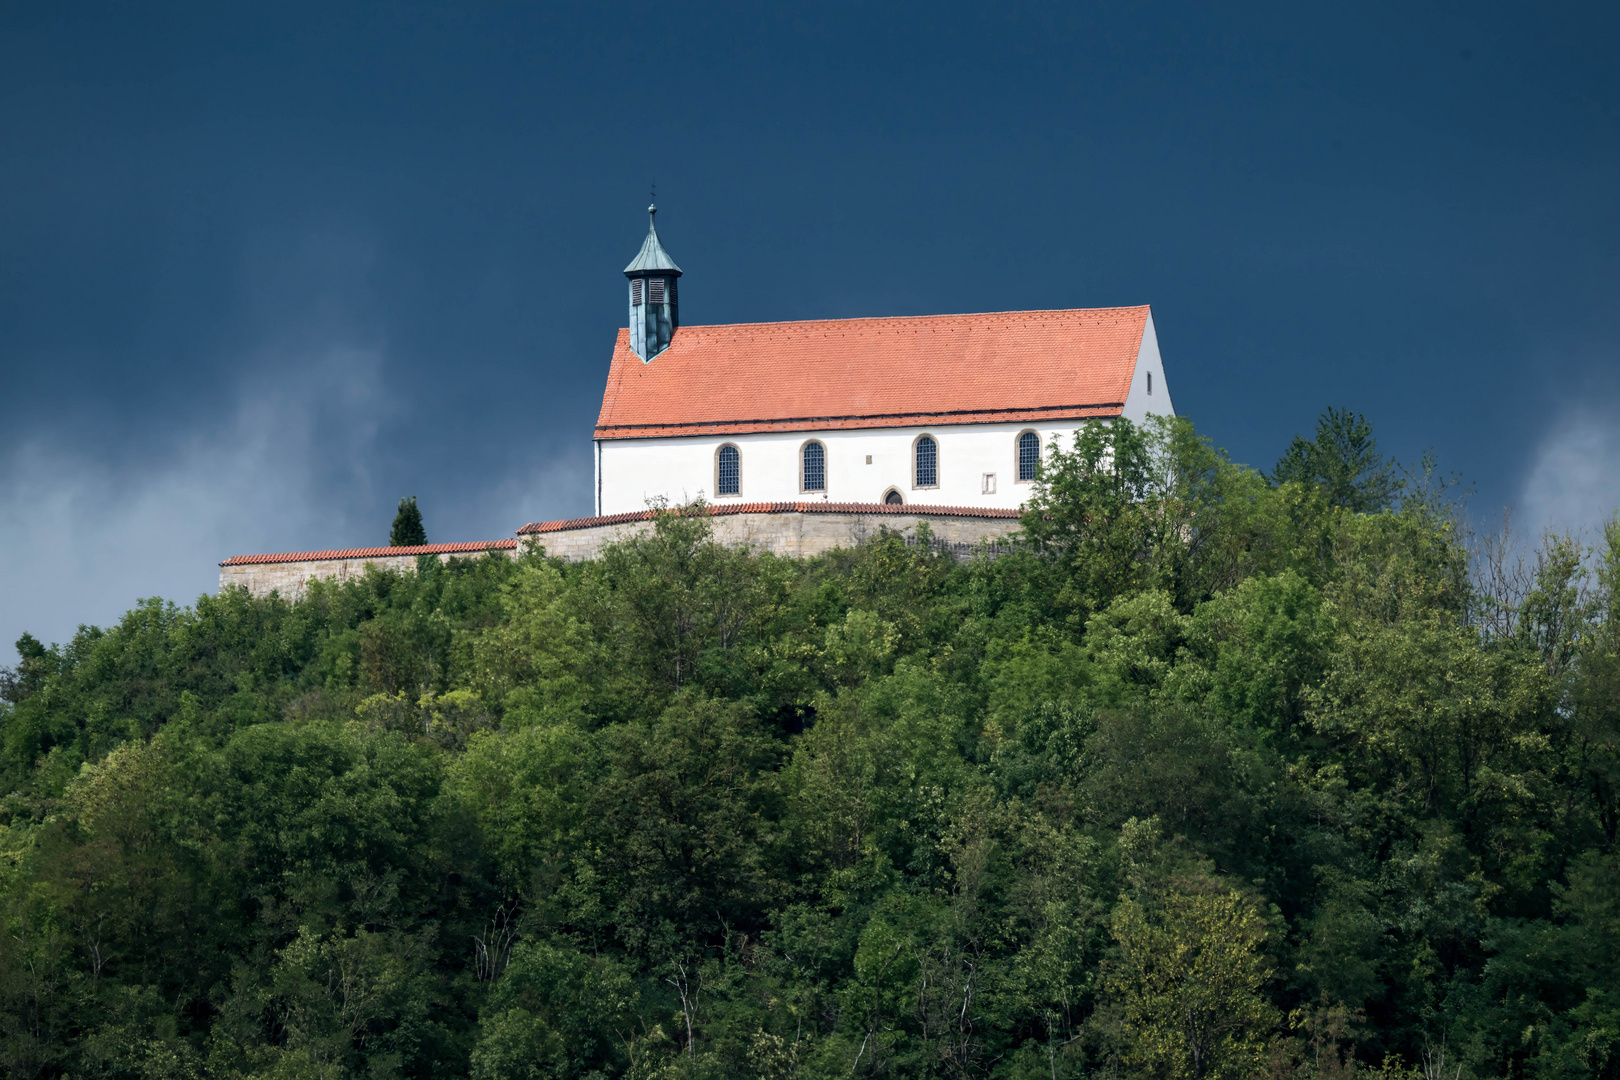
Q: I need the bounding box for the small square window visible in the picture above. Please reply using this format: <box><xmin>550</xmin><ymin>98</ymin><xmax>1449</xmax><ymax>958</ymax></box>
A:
<box><xmin>982</xmin><ymin>472</ymin><xmax>997</xmax><ymax>495</ymax></box>
<box><xmin>865</xmin><ymin>455</ymin><xmax>872</xmax><ymax>464</ymax></box>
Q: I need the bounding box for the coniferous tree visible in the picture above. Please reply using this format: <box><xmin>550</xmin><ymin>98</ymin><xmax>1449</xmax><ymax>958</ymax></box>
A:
<box><xmin>390</xmin><ymin>495</ymin><xmax>427</xmax><ymax>546</ymax></box>
<box><xmin>0</xmin><ymin>632</ymin><xmax>48</xmax><ymax>704</ymax></box>
<box><xmin>1271</xmin><ymin>406</ymin><xmax>1400</xmax><ymax>512</ymax></box>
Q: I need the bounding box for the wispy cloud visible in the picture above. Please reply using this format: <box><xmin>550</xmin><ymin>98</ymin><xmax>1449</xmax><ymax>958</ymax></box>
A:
<box><xmin>0</xmin><ymin>345</ymin><xmax>394</xmax><ymax>653</ymax></box>
<box><xmin>457</xmin><ymin>450</ymin><xmax>594</xmax><ymax>534</ymax></box>
<box><xmin>1517</xmin><ymin>392</ymin><xmax>1620</xmax><ymax>543</ymax></box>
<box><xmin>0</xmin><ymin>336</ymin><xmax>598</xmax><ymax>658</ymax></box>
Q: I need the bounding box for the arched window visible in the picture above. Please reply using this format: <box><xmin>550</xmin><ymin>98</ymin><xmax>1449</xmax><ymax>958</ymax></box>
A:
<box><xmin>717</xmin><ymin>444</ymin><xmax>740</xmax><ymax>496</ymax></box>
<box><xmin>914</xmin><ymin>434</ymin><xmax>938</xmax><ymax>487</ymax></box>
<box><xmin>801</xmin><ymin>441</ymin><xmax>826</xmax><ymax>492</ymax></box>
<box><xmin>884</xmin><ymin>489</ymin><xmax>904</xmax><ymax>505</ymax></box>
<box><xmin>1017</xmin><ymin>430</ymin><xmax>1040</xmax><ymax>482</ymax></box>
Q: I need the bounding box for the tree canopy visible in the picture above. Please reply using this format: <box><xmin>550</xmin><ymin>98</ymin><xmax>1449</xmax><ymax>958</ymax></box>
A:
<box><xmin>1</xmin><ymin>414</ymin><xmax>1617</xmax><ymax>1080</ymax></box>
<box><xmin>391</xmin><ymin>495</ymin><xmax>427</xmax><ymax>547</ymax></box>
<box><xmin>1272</xmin><ymin>407</ymin><xmax>1401</xmax><ymax>513</ymax></box>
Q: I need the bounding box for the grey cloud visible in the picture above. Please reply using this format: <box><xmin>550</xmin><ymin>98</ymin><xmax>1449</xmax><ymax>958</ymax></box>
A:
<box><xmin>0</xmin><ymin>345</ymin><xmax>394</xmax><ymax>651</ymax></box>
<box><xmin>1517</xmin><ymin>392</ymin><xmax>1620</xmax><ymax>543</ymax></box>
<box><xmin>0</xmin><ymin>339</ymin><xmax>597</xmax><ymax>657</ymax></box>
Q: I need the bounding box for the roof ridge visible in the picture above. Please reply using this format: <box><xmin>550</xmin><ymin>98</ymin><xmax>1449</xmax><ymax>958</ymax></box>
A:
<box><xmin>671</xmin><ymin>304</ymin><xmax>1150</xmax><ymax>334</ymax></box>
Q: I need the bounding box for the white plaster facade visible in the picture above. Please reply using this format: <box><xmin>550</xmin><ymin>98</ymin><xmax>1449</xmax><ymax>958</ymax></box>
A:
<box><xmin>595</xmin><ymin>312</ymin><xmax>1174</xmax><ymax>515</ymax></box>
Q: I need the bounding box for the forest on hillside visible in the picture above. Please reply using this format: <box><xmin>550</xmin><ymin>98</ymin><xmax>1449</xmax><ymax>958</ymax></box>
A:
<box><xmin>2</xmin><ymin>413</ymin><xmax>1618</xmax><ymax>1080</ymax></box>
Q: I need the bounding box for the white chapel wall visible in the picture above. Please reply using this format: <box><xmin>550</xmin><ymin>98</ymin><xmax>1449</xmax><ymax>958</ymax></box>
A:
<box><xmin>597</xmin><ymin>420</ymin><xmax>1105</xmax><ymax>515</ymax></box>
<box><xmin>1121</xmin><ymin>310</ymin><xmax>1175</xmax><ymax>424</ymax></box>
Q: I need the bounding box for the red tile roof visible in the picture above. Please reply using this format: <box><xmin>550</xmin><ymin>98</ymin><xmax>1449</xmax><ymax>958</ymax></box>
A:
<box><xmin>595</xmin><ymin>306</ymin><xmax>1149</xmax><ymax>439</ymax></box>
<box><xmin>517</xmin><ymin>501</ymin><xmax>1022</xmax><ymax>535</ymax></box>
<box><xmin>220</xmin><ymin>540</ymin><xmax>517</xmax><ymax>567</ymax></box>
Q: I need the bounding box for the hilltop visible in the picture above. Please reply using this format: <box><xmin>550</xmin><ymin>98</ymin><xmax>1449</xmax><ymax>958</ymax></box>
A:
<box><xmin>1</xmin><ymin>415</ymin><xmax>1617</xmax><ymax>1080</ymax></box>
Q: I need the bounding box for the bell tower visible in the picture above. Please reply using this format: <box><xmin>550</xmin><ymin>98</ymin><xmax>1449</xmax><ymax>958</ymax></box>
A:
<box><xmin>623</xmin><ymin>203</ymin><xmax>682</xmax><ymax>361</ymax></box>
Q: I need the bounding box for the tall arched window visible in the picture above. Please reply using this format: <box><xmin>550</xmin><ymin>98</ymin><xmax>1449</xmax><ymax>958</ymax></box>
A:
<box><xmin>914</xmin><ymin>435</ymin><xmax>938</xmax><ymax>487</ymax></box>
<box><xmin>1017</xmin><ymin>430</ymin><xmax>1040</xmax><ymax>482</ymax></box>
<box><xmin>801</xmin><ymin>441</ymin><xmax>826</xmax><ymax>492</ymax></box>
<box><xmin>717</xmin><ymin>445</ymin><xmax>740</xmax><ymax>496</ymax></box>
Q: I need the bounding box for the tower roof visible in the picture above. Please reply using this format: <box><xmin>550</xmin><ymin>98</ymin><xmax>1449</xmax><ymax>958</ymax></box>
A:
<box><xmin>623</xmin><ymin>204</ymin><xmax>682</xmax><ymax>275</ymax></box>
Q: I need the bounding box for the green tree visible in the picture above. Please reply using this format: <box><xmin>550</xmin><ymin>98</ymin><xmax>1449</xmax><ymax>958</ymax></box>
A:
<box><xmin>470</xmin><ymin>938</ymin><xmax>636</xmax><ymax>1080</ymax></box>
<box><xmin>1272</xmin><ymin>407</ymin><xmax>1400</xmax><ymax>512</ymax></box>
<box><xmin>390</xmin><ymin>495</ymin><xmax>427</xmax><ymax>546</ymax></box>
<box><xmin>0</xmin><ymin>633</ymin><xmax>50</xmax><ymax>705</ymax></box>
<box><xmin>1106</xmin><ymin>889</ymin><xmax>1277</xmax><ymax>1080</ymax></box>
<box><xmin>4</xmin><ymin>412</ymin><xmax>1620</xmax><ymax>1080</ymax></box>
<box><xmin>1017</xmin><ymin>417</ymin><xmax>1162</xmax><ymax>623</ymax></box>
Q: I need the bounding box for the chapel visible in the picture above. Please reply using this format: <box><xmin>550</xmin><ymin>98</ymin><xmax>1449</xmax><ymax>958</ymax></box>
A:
<box><xmin>595</xmin><ymin>205</ymin><xmax>1175</xmax><ymax>516</ymax></box>
<box><xmin>218</xmin><ymin>207</ymin><xmax>1177</xmax><ymax>596</ymax></box>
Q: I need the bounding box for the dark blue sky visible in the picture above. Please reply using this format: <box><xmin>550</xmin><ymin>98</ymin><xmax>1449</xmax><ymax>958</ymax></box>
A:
<box><xmin>3</xmin><ymin>1</ymin><xmax>1618</xmax><ymax>649</ymax></box>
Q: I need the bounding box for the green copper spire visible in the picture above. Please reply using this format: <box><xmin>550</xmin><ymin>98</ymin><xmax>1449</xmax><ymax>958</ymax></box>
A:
<box><xmin>623</xmin><ymin>204</ymin><xmax>682</xmax><ymax>274</ymax></box>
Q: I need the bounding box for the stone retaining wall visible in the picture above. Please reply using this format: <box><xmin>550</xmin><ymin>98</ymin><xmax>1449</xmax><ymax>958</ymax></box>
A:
<box><xmin>219</xmin><ymin>507</ymin><xmax>1027</xmax><ymax>599</ymax></box>
<box><xmin>522</xmin><ymin>507</ymin><xmax>1023</xmax><ymax>562</ymax></box>
<box><xmin>219</xmin><ymin>544</ymin><xmax>517</xmax><ymax>600</ymax></box>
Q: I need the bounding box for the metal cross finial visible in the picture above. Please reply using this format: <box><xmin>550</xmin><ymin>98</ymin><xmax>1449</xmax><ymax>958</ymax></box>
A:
<box><xmin>648</xmin><ymin>182</ymin><xmax>657</xmax><ymax>221</ymax></box>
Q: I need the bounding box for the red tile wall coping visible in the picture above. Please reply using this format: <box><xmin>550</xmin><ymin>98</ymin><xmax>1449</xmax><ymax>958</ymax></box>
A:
<box><xmin>517</xmin><ymin>502</ymin><xmax>1024</xmax><ymax>535</ymax></box>
<box><xmin>220</xmin><ymin>540</ymin><xmax>518</xmax><ymax>567</ymax></box>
